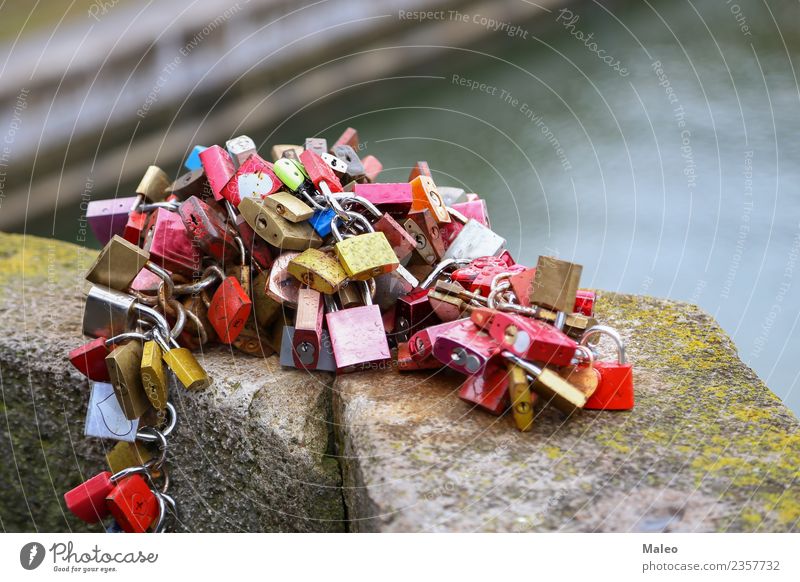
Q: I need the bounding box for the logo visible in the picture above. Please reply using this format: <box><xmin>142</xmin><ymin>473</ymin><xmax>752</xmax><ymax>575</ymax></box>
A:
<box><xmin>20</xmin><ymin>542</ymin><xmax>46</xmax><ymax>570</ymax></box>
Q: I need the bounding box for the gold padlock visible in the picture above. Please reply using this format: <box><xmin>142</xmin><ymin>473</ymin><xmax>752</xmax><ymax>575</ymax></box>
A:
<box><xmin>530</xmin><ymin>256</ymin><xmax>582</xmax><ymax>313</ymax></box>
<box><xmin>155</xmin><ymin>335</ymin><xmax>210</xmax><ymax>391</ymax></box>
<box><xmin>288</xmin><ymin>248</ymin><xmax>348</xmax><ymax>294</ymax></box>
<box><xmin>559</xmin><ymin>345</ymin><xmax>600</xmax><ymax>396</ymax></box>
<box><xmin>331</xmin><ymin>214</ymin><xmax>399</xmax><ymax>281</ymax></box>
<box><xmin>504</xmin><ymin>352</ymin><xmax>587</xmax><ymax>415</ymax></box>
<box><xmin>253</xmin><ymin>270</ymin><xmax>282</xmax><ymax>327</ymax></box>
<box><xmin>85</xmin><ymin>235</ymin><xmax>150</xmax><ymax>291</ymax></box>
<box><xmin>239</xmin><ymin>198</ymin><xmax>322</xmax><ymax>251</ymax></box>
<box><xmin>507</xmin><ymin>363</ymin><xmax>534</xmax><ymax>432</ymax></box>
<box><xmin>140</xmin><ymin>340</ymin><xmax>168</xmax><ymax>411</ymax></box>
<box><xmin>106</xmin><ymin>441</ymin><xmax>153</xmax><ymax>474</ymax></box>
<box><xmin>105</xmin><ymin>341</ymin><xmax>151</xmax><ymax>420</ymax></box>
<box><xmin>136</xmin><ymin>165</ymin><xmax>171</xmax><ymax>202</ymax></box>
<box><xmin>264</xmin><ymin>192</ymin><xmax>314</xmax><ymax>223</ymax></box>
<box><xmin>270</xmin><ymin>144</ymin><xmax>303</xmax><ymax>161</ymax></box>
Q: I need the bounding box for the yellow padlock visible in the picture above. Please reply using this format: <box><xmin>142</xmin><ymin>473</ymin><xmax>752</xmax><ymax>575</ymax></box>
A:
<box><xmin>331</xmin><ymin>213</ymin><xmax>399</xmax><ymax>281</ymax></box>
<box><xmin>239</xmin><ymin>198</ymin><xmax>322</xmax><ymax>251</ymax></box>
<box><xmin>288</xmin><ymin>248</ymin><xmax>348</xmax><ymax>294</ymax></box>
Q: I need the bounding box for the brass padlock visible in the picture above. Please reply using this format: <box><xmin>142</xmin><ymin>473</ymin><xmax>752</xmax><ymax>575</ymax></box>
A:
<box><xmin>530</xmin><ymin>256</ymin><xmax>583</xmax><ymax>313</ymax></box>
<box><xmin>559</xmin><ymin>345</ymin><xmax>600</xmax><ymax>396</ymax></box>
<box><xmin>239</xmin><ymin>197</ymin><xmax>322</xmax><ymax>251</ymax></box>
<box><xmin>154</xmin><ymin>334</ymin><xmax>210</xmax><ymax>391</ymax></box>
<box><xmin>271</xmin><ymin>144</ymin><xmax>303</xmax><ymax>161</ymax></box>
<box><xmin>264</xmin><ymin>191</ymin><xmax>314</xmax><ymax>223</ymax></box>
<box><xmin>403</xmin><ymin>210</ymin><xmax>445</xmax><ymax>264</ymax></box>
<box><xmin>136</xmin><ymin>166</ymin><xmax>171</xmax><ymax>203</ymax></box>
<box><xmin>253</xmin><ymin>270</ymin><xmax>282</xmax><ymax>327</ymax></box>
<box><xmin>504</xmin><ymin>351</ymin><xmax>587</xmax><ymax>414</ymax></box>
<box><xmin>507</xmin><ymin>363</ymin><xmax>534</xmax><ymax>432</ymax></box>
<box><xmin>105</xmin><ymin>341</ymin><xmax>151</xmax><ymax>420</ymax></box>
<box><xmin>331</xmin><ymin>213</ymin><xmax>399</xmax><ymax>281</ymax></box>
<box><xmin>288</xmin><ymin>248</ymin><xmax>348</xmax><ymax>294</ymax></box>
<box><xmin>85</xmin><ymin>235</ymin><xmax>150</xmax><ymax>291</ymax></box>
<box><xmin>106</xmin><ymin>441</ymin><xmax>153</xmax><ymax>474</ymax></box>
<box><xmin>140</xmin><ymin>340</ymin><xmax>168</xmax><ymax>412</ymax></box>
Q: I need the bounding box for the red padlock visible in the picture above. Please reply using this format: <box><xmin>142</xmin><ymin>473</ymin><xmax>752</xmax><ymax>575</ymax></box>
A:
<box><xmin>396</xmin><ymin>287</ymin><xmax>440</xmax><ymax>343</ymax></box>
<box><xmin>178</xmin><ymin>196</ymin><xmax>239</xmax><ymax>263</ymax></box>
<box><xmin>199</xmin><ymin>145</ymin><xmax>236</xmax><ymax>201</ymax></box>
<box><xmin>300</xmin><ymin>149</ymin><xmax>343</xmax><ymax>193</ymax></box>
<box><xmin>452</xmin><ymin>256</ymin><xmax>522</xmax><ymax>296</ymax></box>
<box><xmin>361</xmin><ymin>155</ymin><xmax>383</xmax><ymax>182</ymax></box>
<box><xmin>235</xmin><ymin>215</ymin><xmax>273</xmax><ymax>270</ymax></box>
<box><xmin>123</xmin><ymin>211</ymin><xmax>147</xmax><ymax>246</ymax></box>
<box><xmin>144</xmin><ymin>208</ymin><xmax>202</xmax><ymax>276</ymax></box>
<box><xmin>458</xmin><ymin>363</ymin><xmax>510</xmax><ymax>415</ymax></box>
<box><xmin>221</xmin><ymin>153</ymin><xmax>282</xmax><ymax>206</ymax></box>
<box><xmin>574</xmin><ymin>290</ymin><xmax>596</xmax><ymax>317</ymax></box>
<box><xmin>208</xmin><ymin>276</ymin><xmax>252</xmax><ymax>344</ymax></box>
<box><xmin>407</xmin><ymin>318</ymin><xmax>464</xmax><ymax>368</ymax></box>
<box><xmin>432</xmin><ymin>318</ymin><xmax>499</xmax><ymax>376</ymax></box>
<box><xmin>64</xmin><ymin>471</ymin><xmax>113</xmax><ymax>523</ymax></box>
<box><xmin>69</xmin><ymin>337</ymin><xmax>112</xmax><ymax>381</ymax></box>
<box><xmin>105</xmin><ymin>474</ymin><xmax>159</xmax><ymax>533</ymax></box>
<box><xmin>292</xmin><ymin>288</ymin><xmax>324</xmax><ymax>370</ymax></box>
<box><xmin>580</xmin><ymin>326</ymin><xmax>634</xmax><ymax>410</ymax></box>
<box><xmin>441</xmin><ymin>198</ymin><xmax>491</xmax><ymax>246</ymax></box>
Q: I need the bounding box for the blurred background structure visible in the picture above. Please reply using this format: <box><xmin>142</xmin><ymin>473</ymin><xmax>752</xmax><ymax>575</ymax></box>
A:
<box><xmin>1</xmin><ymin>0</ymin><xmax>799</xmax><ymax>414</ymax></box>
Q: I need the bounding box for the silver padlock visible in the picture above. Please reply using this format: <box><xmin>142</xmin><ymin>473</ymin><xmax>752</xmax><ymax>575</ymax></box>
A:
<box><xmin>84</xmin><ymin>381</ymin><xmax>140</xmax><ymax>442</ymax></box>
<box><xmin>438</xmin><ymin>186</ymin><xmax>466</xmax><ymax>206</ymax></box>
<box><xmin>321</xmin><ymin>152</ymin><xmax>349</xmax><ymax>175</ymax></box>
<box><xmin>83</xmin><ymin>286</ymin><xmax>171</xmax><ymax>339</ymax></box>
<box><xmin>226</xmin><ymin>135</ymin><xmax>257</xmax><ymax>167</ymax></box>
<box><xmin>279</xmin><ymin>326</ymin><xmax>337</xmax><ymax>372</ymax></box>
<box><xmin>442</xmin><ymin>219</ymin><xmax>505</xmax><ymax>261</ymax></box>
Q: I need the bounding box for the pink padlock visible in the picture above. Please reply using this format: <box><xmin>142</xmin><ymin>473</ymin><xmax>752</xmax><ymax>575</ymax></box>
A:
<box><xmin>220</xmin><ymin>153</ymin><xmax>282</xmax><ymax>206</ymax></box>
<box><xmin>325</xmin><ymin>283</ymin><xmax>390</xmax><ymax>371</ymax></box>
<box><xmin>432</xmin><ymin>318</ymin><xmax>500</xmax><ymax>376</ymax></box>
<box><xmin>442</xmin><ymin>198</ymin><xmax>491</xmax><ymax>246</ymax></box>
<box><xmin>199</xmin><ymin>145</ymin><xmax>236</xmax><ymax>201</ymax></box>
<box><xmin>143</xmin><ymin>208</ymin><xmax>202</xmax><ymax>276</ymax></box>
<box><xmin>87</xmin><ymin>196</ymin><xmax>138</xmax><ymax>245</ymax></box>
<box><xmin>353</xmin><ymin>182</ymin><xmax>413</xmax><ymax>215</ymax></box>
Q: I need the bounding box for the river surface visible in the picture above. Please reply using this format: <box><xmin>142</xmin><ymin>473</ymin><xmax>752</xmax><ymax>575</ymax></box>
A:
<box><xmin>30</xmin><ymin>0</ymin><xmax>800</xmax><ymax>413</ymax></box>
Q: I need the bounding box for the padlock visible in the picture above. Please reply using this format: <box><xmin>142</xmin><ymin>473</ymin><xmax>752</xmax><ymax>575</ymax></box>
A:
<box><xmin>87</xmin><ymin>196</ymin><xmax>139</xmax><ymax>245</ymax></box>
<box><xmin>154</xmin><ymin>334</ymin><xmax>210</xmax><ymax>391</ymax></box>
<box><xmin>239</xmin><ymin>197</ymin><xmax>323</xmax><ymax>251</ymax></box>
<box><xmin>309</xmin><ymin>206</ymin><xmax>337</xmax><ymax>238</ymax></box>
<box><xmin>271</xmin><ymin>144</ymin><xmax>303</xmax><ymax>161</ymax></box>
<box><xmin>403</xmin><ymin>210</ymin><xmax>445</xmax><ymax>264</ymax></box>
<box><xmin>458</xmin><ymin>364</ymin><xmax>509</xmax><ymax>415</ymax></box>
<box><xmin>264</xmin><ymin>191</ymin><xmax>315</xmax><ymax>222</ymax></box>
<box><xmin>184</xmin><ymin>145</ymin><xmax>207</xmax><ymax>171</ymax></box>
<box><xmin>143</xmin><ymin>208</ymin><xmax>202</xmax><ymax>276</ymax></box>
<box><xmin>509</xmin><ymin>267</ymin><xmax>536</xmax><ymax>307</ymax></box>
<box><xmin>394</xmin><ymin>287</ymin><xmax>439</xmax><ymax>342</ymax></box>
<box><xmin>279</xmin><ymin>326</ymin><xmax>337</xmax><ymax>371</ymax></box>
<box><xmin>428</xmin><ymin>288</ymin><xmax>473</xmax><ymax>322</ymax></box>
<box><xmin>337</xmin><ymin>280</ymin><xmax>365</xmax><ymax>309</ymax></box>
<box><xmin>580</xmin><ymin>326</ymin><xmax>634</xmax><ymax>410</ymax></box>
<box><xmin>178</xmin><ymin>196</ymin><xmax>239</xmax><ymax>263</ymax></box>
<box><xmin>331</xmin><ymin>144</ymin><xmax>365</xmax><ymax>182</ymax></box>
<box><xmin>106</xmin><ymin>473</ymin><xmax>159</xmax><ymax>533</ymax></box>
<box><xmin>84</xmin><ymin>381</ymin><xmax>140</xmax><ymax>441</ymax></box>
<box><xmin>443</xmin><ymin>220</ymin><xmax>506</xmax><ymax>261</ymax></box>
<box><xmin>288</xmin><ymin>288</ymin><xmax>324</xmax><ymax>369</ymax></box>
<box><xmin>432</xmin><ymin>319</ymin><xmax>499</xmax><ymax>376</ymax></box>
<box><xmin>267</xmin><ymin>251</ymin><xmax>301</xmax><ymax>307</ymax></box>
<box><xmin>325</xmin><ymin>285</ymin><xmax>390</xmax><ymax>371</ymax></box>
<box><xmin>85</xmin><ymin>235</ymin><xmax>150</xmax><ymax>291</ymax></box>
<box><xmin>361</xmin><ymin>155</ymin><xmax>383</xmax><ymax>182</ymax></box>
<box><xmin>409</xmin><ymin>175</ymin><xmax>450</xmax><ymax>223</ymax></box>
<box><xmin>341</xmin><ymin>195</ymin><xmax>416</xmax><ymax>264</ymax></box>
<box><xmin>503</xmin><ymin>351</ymin><xmax>587</xmax><ymax>414</ymax></box>
<box><xmin>226</xmin><ymin>135</ymin><xmax>257</xmax><ymax>166</ymax></box>
<box><xmin>69</xmin><ymin>331</ymin><xmax>149</xmax><ymax>382</ymax></box>
<box><xmin>507</xmin><ymin>363</ymin><xmax>535</xmax><ymax>431</ymax></box>
<box><xmin>299</xmin><ymin>149</ymin><xmax>343</xmax><ymax>193</ymax></box>
<box><xmin>140</xmin><ymin>340</ymin><xmax>168</xmax><ymax>412</ymax></box>
<box><xmin>105</xmin><ymin>441</ymin><xmax>153</xmax><ymax>474</ymax></box>
<box><xmin>207</xmin><ymin>276</ymin><xmax>252</xmax><ymax>344</ymax></box>
<box><xmin>530</xmin><ymin>256</ymin><xmax>583</xmax><ymax>313</ymax></box>
<box><xmin>252</xmin><ymin>269</ymin><xmax>281</xmax><ymax>327</ymax></box>
<box><xmin>438</xmin><ymin>186</ymin><xmax>466</xmax><ymax>206</ymax></box>
<box><xmin>221</xmin><ymin>153</ymin><xmax>282</xmax><ymax>206</ymax></box>
<box><xmin>123</xmin><ymin>211</ymin><xmax>148</xmax><ymax>246</ymax></box>
<box><xmin>407</xmin><ymin>319</ymin><xmax>464</xmax><ymax>368</ymax></box>
<box><xmin>304</xmin><ymin>137</ymin><xmax>328</xmax><ymax>156</ymax></box>
<box><xmin>331</xmin><ymin>214</ymin><xmax>399</xmax><ymax>281</ymax></box>
<box><xmin>471</xmin><ymin>309</ymin><xmax>577</xmax><ymax>367</ymax></box>
<box><xmin>82</xmin><ymin>286</ymin><xmax>138</xmax><ymax>339</ymax></box>
<box><xmin>441</xmin><ymin>198</ymin><xmax>490</xmax><ymax>245</ymax></box>
<box><xmin>64</xmin><ymin>471</ymin><xmax>114</xmax><ymax>523</ymax></box>
<box><xmin>232</xmin><ymin>316</ymin><xmax>275</xmax><ymax>358</ymax></box>
<box><xmin>559</xmin><ymin>345</ymin><xmax>600</xmax><ymax>397</ymax></box>
<box><xmin>105</xmin><ymin>340</ymin><xmax>151</xmax><ymax>420</ymax></box>
<box><xmin>320</xmin><ymin>152</ymin><xmax>350</xmax><ymax>176</ymax></box>
<box><xmin>199</xmin><ymin>145</ymin><xmax>236</xmax><ymax>201</ymax></box>
<box><xmin>408</xmin><ymin>160</ymin><xmax>432</xmax><ymax>181</ymax></box>
<box><xmin>333</xmin><ymin>127</ymin><xmax>359</xmax><ymax>149</ymax></box>
<box><xmin>135</xmin><ymin>165</ymin><xmax>170</xmax><ymax>203</ymax></box>
<box><xmin>165</xmin><ymin>168</ymin><xmax>213</xmax><ymax>200</ymax></box>
<box><xmin>353</xmin><ymin>182</ymin><xmax>413</xmax><ymax>215</ymax></box>
<box><xmin>574</xmin><ymin>290</ymin><xmax>596</xmax><ymax>317</ymax></box>
<box><xmin>372</xmin><ymin>264</ymin><xmax>418</xmax><ymax>312</ymax></box>
<box><xmin>288</xmin><ymin>248</ymin><xmax>347</xmax><ymax>294</ymax></box>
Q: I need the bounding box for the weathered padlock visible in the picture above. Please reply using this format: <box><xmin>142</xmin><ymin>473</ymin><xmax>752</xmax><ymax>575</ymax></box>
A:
<box><xmin>304</xmin><ymin>137</ymin><xmax>328</xmax><ymax>156</ymax></box>
<box><xmin>410</xmin><ymin>175</ymin><xmax>450</xmax><ymax>223</ymax></box>
<box><xmin>226</xmin><ymin>135</ymin><xmax>257</xmax><ymax>166</ymax></box>
<box><xmin>106</xmin><ymin>473</ymin><xmax>158</xmax><ymax>533</ymax></box>
<box><xmin>341</xmin><ymin>195</ymin><xmax>416</xmax><ymax>264</ymax></box>
<box><xmin>428</xmin><ymin>287</ymin><xmax>473</xmax><ymax>322</ymax></box>
<box><xmin>85</xmin><ymin>235</ymin><xmax>175</xmax><ymax>293</ymax></box>
<box><xmin>353</xmin><ymin>182</ymin><xmax>413</xmax><ymax>215</ymax></box>
<box><xmin>221</xmin><ymin>153</ymin><xmax>282</xmax><ymax>206</ymax></box>
<box><xmin>288</xmin><ymin>248</ymin><xmax>348</xmax><ymax>294</ymax></box>
<box><xmin>530</xmin><ymin>256</ymin><xmax>583</xmax><ymax>313</ymax></box>
<box><xmin>331</xmin><ymin>213</ymin><xmax>399</xmax><ymax>281</ymax></box>
<box><xmin>289</xmin><ymin>288</ymin><xmax>324</xmax><ymax>369</ymax></box>
<box><xmin>503</xmin><ymin>351</ymin><xmax>587</xmax><ymax>414</ymax></box>
<box><xmin>559</xmin><ymin>345</ymin><xmax>600</xmax><ymax>397</ymax></box>
<box><xmin>143</xmin><ymin>208</ymin><xmax>202</xmax><ymax>276</ymax></box>
<box><xmin>267</xmin><ymin>251</ymin><xmax>301</xmax><ymax>307</ymax></box>
<box><xmin>64</xmin><ymin>471</ymin><xmax>114</xmax><ymax>523</ymax></box>
<box><xmin>135</xmin><ymin>165</ymin><xmax>171</xmax><ymax>203</ymax></box>
<box><xmin>264</xmin><ymin>191</ymin><xmax>315</xmax><ymax>222</ymax></box>
<box><xmin>331</xmin><ymin>144</ymin><xmax>365</xmax><ymax>182</ymax></box>
<box><xmin>507</xmin><ymin>363</ymin><xmax>535</xmax><ymax>431</ymax></box>
<box><xmin>579</xmin><ymin>326</ymin><xmax>634</xmax><ymax>410</ymax></box>
<box><xmin>207</xmin><ymin>275</ymin><xmax>252</xmax><ymax>344</ymax></box>
<box><xmin>178</xmin><ymin>196</ymin><xmax>239</xmax><ymax>263</ymax></box>
<box><xmin>361</xmin><ymin>155</ymin><xmax>383</xmax><ymax>182</ymax></box>
<box><xmin>140</xmin><ymin>340</ymin><xmax>168</xmax><ymax>412</ymax></box>
<box><xmin>325</xmin><ymin>284</ymin><xmax>390</xmax><ymax>371</ymax></box>
<box><xmin>271</xmin><ymin>144</ymin><xmax>303</xmax><ymax>161</ymax></box>
<box><xmin>105</xmin><ymin>340</ymin><xmax>151</xmax><ymax>420</ymax></box>
<box><xmin>235</xmin><ymin>214</ymin><xmax>273</xmax><ymax>270</ymax></box>
<box><xmin>432</xmin><ymin>319</ymin><xmax>499</xmax><ymax>376</ymax></box>
<box><xmin>458</xmin><ymin>364</ymin><xmax>509</xmax><ymax>415</ymax></box>
<box><xmin>299</xmin><ymin>149</ymin><xmax>343</xmax><ymax>193</ymax></box>
<box><xmin>252</xmin><ymin>269</ymin><xmax>282</xmax><ymax>327</ymax></box>
<box><xmin>84</xmin><ymin>381</ymin><xmax>140</xmax><ymax>441</ymax></box>
<box><xmin>443</xmin><ymin>219</ymin><xmax>506</xmax><ymax>261</ymax></box>
<box><xmin>333</xmin><ymin>127</ymin><xmax>359</xmax><ymax>149</ymax></box>
<box><xmin>82</xmin><ymin>286</ymin><xmax>138</xmax><ymax>339</ymax></box>
<box><xmin>165</xmin><ymin>168</ymin><xmax>213</xmax><ymax>200</ymax></box>
<box><xmin>87</xmin><ymin>196</ymin><xmax>138</xmax><ymax>245</ymax></box>
<box><xmin>199</xmin><ymin>145</ymin><xmax>236</xmax><ymax>201</ymax></box>
<box><xmin>403</xmin><ymin>209</ymin><xmax>445</xmax><ymax>264</ymax></box>
<box><xmin>153</xmin><ymin>333</ymin><xmax>210</xmax><ymax>391</ymax></box>
<box><xmin>408</xmin><ymin>160</ymin><xmax>432</xmax><ymax>181</ymax></box>
<box><xmin>395</xmin><ymin>287</ymin><xmax>440</xmax><ymax>342</ymax></box>
<box><xmin>69</xmin><ymin>331</ymin><xmax>149</xmax><ymax>382</ymax></box>
<box><xmin>239</xmin><ymin>197</ymin><xmax>323</xmax><ymax>251</ymax></box>
<box><xmin>105</xmin><ymin>441</ymin><xmax>153</xmax><ymax>474</ymax></box>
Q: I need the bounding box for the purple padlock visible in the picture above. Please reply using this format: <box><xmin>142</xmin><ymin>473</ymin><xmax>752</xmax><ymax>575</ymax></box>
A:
<box><xmin>325</xmin><ymin>282</ymin><xmax>390</xmax><ymax>372</ymax></box>
<box><xmin>432</xmin><ymin>318</ymin><xmax>500</xmax><ymax>376</ymax></box>
<box><xmin>86</xmin><ymin>197</ymin><xmax>138</xmax><ymax>245</ymax></box>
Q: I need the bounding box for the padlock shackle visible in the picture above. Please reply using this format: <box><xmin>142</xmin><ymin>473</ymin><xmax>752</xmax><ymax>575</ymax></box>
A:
<box><xmin>420</xmin><ymin>258</ymin><xmax>471</xmax><ymax>290</ymax></box>
<box><xmin>330</xmin><ymin>211</ymin><xmax>374</xmax><ymax>242</ymax></box>
<box><xmin>134</xmin><ymin>303</ymin><xmax>172</xmax><ymax>341</ymax></box>
<box><xmin>136</xmin><ymin>402</ymin><xmax>177</xmax><ymax>441</ymax></box>
<box><xmin>138</xmin><ymin>201</ymin><xmax>180</xmax><ymax>213</ymax></box>
<box><xmin>501</xmin><ymin>350</ymin><xmax>543</xmax><ymax>378</ymax></box>
<box><xmin>104</xmin><ymin>330</ymin><xmax>151</xmax><ymax>348</ymax></box>
<box><xmin>574</xmin><ymin>344</ymin><xmax>595</xmax><ymax>366</ymax></box>
<box><xmin>143</xmin><ymin>260</ymin><xmax>175</xmax><ymax>299</ymax></box>
<box><xmin>579</xmin><ymin>325</ymin><xmax>627</xmax><ymax>364</ymax></box>
<box><xmin>336</xmin><ymin>194</ymin><xmax>382</xmax><ymax>220</ymax></box>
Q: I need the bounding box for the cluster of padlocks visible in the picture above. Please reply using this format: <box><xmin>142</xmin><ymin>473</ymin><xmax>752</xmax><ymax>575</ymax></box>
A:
<box><xmin>63</xmin><ymin>128</ymin><xmax>633</xmax><ymax>532</ymax></box>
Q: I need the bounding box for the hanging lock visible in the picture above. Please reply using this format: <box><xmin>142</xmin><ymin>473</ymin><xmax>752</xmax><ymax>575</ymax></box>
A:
<box><xmin>225</xmin><ymin>135</ymin><xmax>257</xmax><ymax>167</ymax></box>
<box><xmin>105</xmin><ymin>339</ymin><xmax>151</xmax><ymax>421</ymax></box>
<box><xmin>579</xmin><ymin>326</ymin><xmax>634</xmax><ymax>410</ymax></box>
<box><xmin>361</xmin><ymin>155</ymin><xmax>383</xmax><ymax>182</ymax></box>
<box><xmin>140</xmin><ymin>339</ymin><xmax>169</xmax><ymax>413</ymax></box>
<box><xmin>331</xmin><ymin>212</ymin><xmax>399</xmax><ymax>281</ymax></box>
<box><xmin>82</xmin><ymin>285</ymin><xmax>172</xmax><ymax>340</ymax></box>
<box><xmin>507</xmin><ymin>363</ymin><xmax>536</xmax><ymax>431</ymax></box>
<box><xmin>338</xmin><ymin>195</ymin><xmax>417</xmax><ymax>264</ymax></box>
<box><xmin>353</xmin><ymin>182</ymin><xmax>413</xmax><ymax>216</ymax></box>
<box><xmin>64</xmin><ymin>471</ymin><xmax>114</xmax><ymax>523</ymax></box>
<box><xmin>325</xmin><ymin>283</ymin><xmax>390</xmax><ymax>371</ymax></box>
<box><xmin>458</xmin><ymin>364</ymin><xmax>510</xmax><ymax>416</ymax></box>
<box><xmin>288</xmin><ymin>248</ymin><xmax>348</xmax><ymax>294</ymax></box>
<box><xmin>239</xmin><ymin>197</ymin><xmax>322</xmax><ymax>251</ymax></box>
<box><xmin>165</xmin><ymin>168</ymin><xmax>213</xmax><ymax>201</ymax></box>
<box><xmin>304</xmin><ymin>137</ymin><xmax>328</xmax><ymax>156</ymax></box>
<box><xmin>153</xmin><ymin>332</ymin><xmax>211</xmax><ymax>391</ymax></box>
<box><xmin>105</xmin><ymin>470</ymin><xmax>159</xmax><ymax>533</ymax></box>
<box><xmin>559</xmin><ymin>345</ymin><xmax>600</xmax><ymax>397</ymax></box>
<box><xmin>69</xmin><ymin>330</ymin><xmax>150</xmax><ymax>382</ymax></box>
<box><xmin>221</xmin><ymin>153</ymin><xmax>282</xmax><ymax>206</ymax></box>
<box><xmin>143</xmin><ymin>208</ymin><xmax>203</xmax><ymax>276</ymax></box>
<box><xmin>299</xmin><ymin>149</ymin><xmax>344</xmax><ymax>193</ymax></box>
<box><xmin>207</xmin><ymin>275</ymin><xmax>252</xmax><ymax>344</ymax></box>
<box><xmin>406</xmin><ymin>319</ymin><xmax>465</xmax><ymax>369</ymax></box>
<box><xmin>263</xmin><ymin>191</ymin><xmax>315</xmax><ymax>222</ymax></box>
<box><xmin>86</xmin><ymin>196</ymin><xmax>139</xmax><ymax>246</ymax></box>
<box><xmin>266</xmin><ymin>251</ymin><xmax>302</xmax><ymax>307</ymax></box>
<box><xmin>178</xmin><ymin>196</ymin><xmax>240</xmax><ymax>264</ymax></box>
<box><xmin>84</xmin><ymin>381</ymin><xmax>140</xmax><ymax>441</ymax></box>
<box><xmin>289</xmin><ymin>288</ymin><xmax>324</xmax><ymax>369</ymax></box>
<box><xmin>330</xmin><ymin>144</ymin><xmax>365</xmax><ymax>182</ymax></box>
<box><xmin>409</xmin><ymin>175</ymin><xmax>450</xmax><ymax>223</ymax></box>
<box><xmin>271</xmin><ymin>144</ymin><xmax>303</xmax><ymax>161</ymax></box>
<box><xmin>135</xmin><ymin>165</ymin><xmax>171</xmax><ymax>203</ymax></box>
